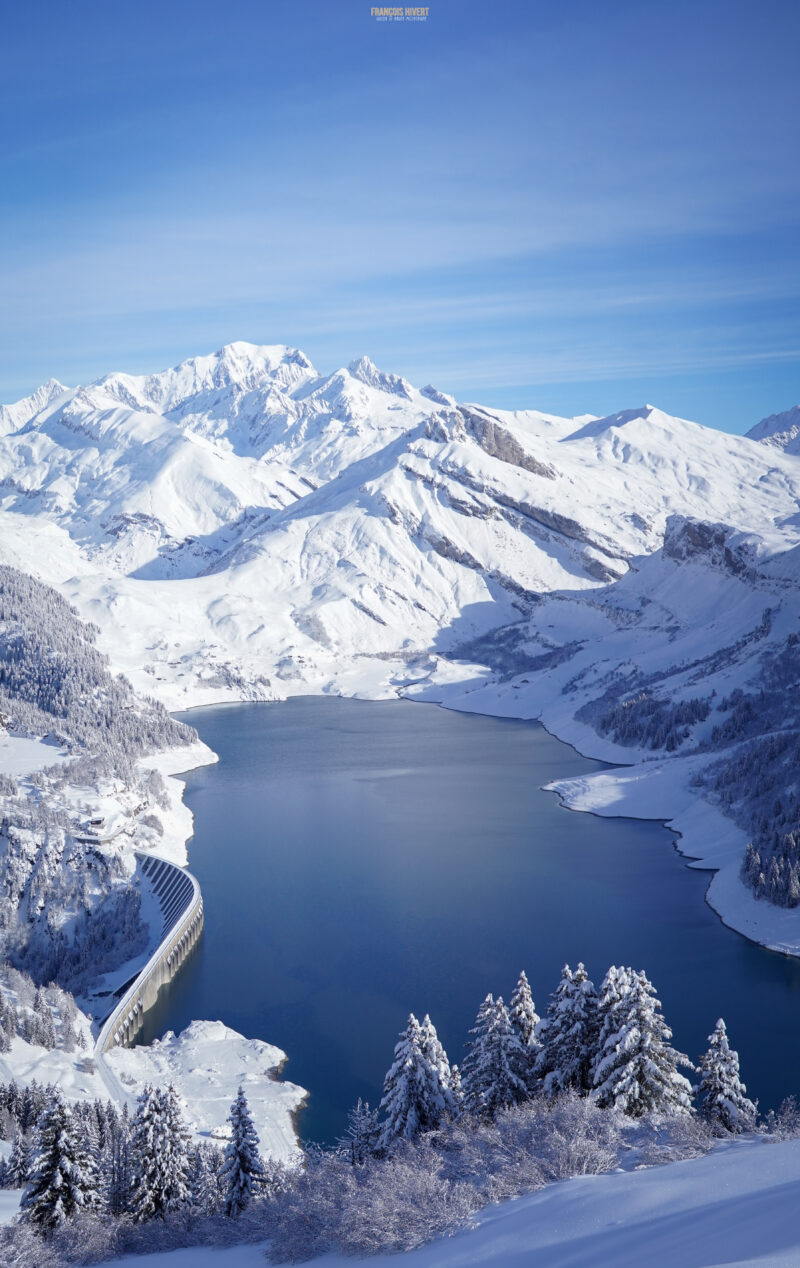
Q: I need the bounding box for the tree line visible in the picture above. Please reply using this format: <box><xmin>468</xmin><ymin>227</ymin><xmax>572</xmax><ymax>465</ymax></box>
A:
<box><xmin>0</xmin><ymin>565</ymin><xmax>195</xmax><ymax>987</ymax></box>
<box><xmin>0</xmin><ymin>960</ymin><xmax>761</xmax><ymax>1265</ymax></box>
<box><xmin>372</xmin><ymin>964</ymin><xmax>754</xmax><ymax>1153</ymax></box>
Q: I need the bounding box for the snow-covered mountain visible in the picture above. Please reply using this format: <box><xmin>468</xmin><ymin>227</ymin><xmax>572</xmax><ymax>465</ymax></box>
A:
<box><xmin>747</xmin><ymin>404</ymin><xmax>800</xmax><ymax>454</ymax></box>
<box><xmin>2</xmin><ymin>343</ymin><xmax>800</xmax><ymax>951</ymax></box>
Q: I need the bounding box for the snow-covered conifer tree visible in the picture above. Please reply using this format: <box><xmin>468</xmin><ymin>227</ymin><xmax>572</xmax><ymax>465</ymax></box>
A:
<box><xmin>419</xmin><ymin>1014</ymin><xmax>458</xmax><ymax>1119</ymax></box>
<box><xmin>339</xmin><ymin>1098</ymin><xmax>380</xmax><ymax>1166</ymax></box>
<box><xmin>696</xmin><ymin>1018</ymin><xmax>756</xmax><ymax>1132</ymax></box>
<box><xmin>20</xmin><ymin>1088</ymin><xmax>99</xmax><ymax>1233</ymax></box>
<box><xmin>449</xmin><ymin>1063</ymin><xmax>463</xmax><ymax>1114</ymax></box>
<box><xmin>220</xmin><ymin>1087</ymin><xmax>266</xmax><ymax>1217</ymax></box>
<box><xmin>461</xmin><ymin>995</ymin><xmax>529</xmax><ymax>1118</ymax></box>
<box><xmin>379</xmin><ymin>1013</ymin><xmax>454</xmax><ymax>1149</ymax></box>
<box><xmin>190</xmin><ymin>1142</ymin><xmax>225</xmax><ymax>1214</ymax></box>
<box><xmin>105</xmin><ymin>1103</ymin><xmax>132</xmax><ymax>1216</ymax></box>
<box><xmin>510</xmin><ymin>970</ymin><xmax>541</xmax><ymax>1049</ymax></box>
<box><xmin>536</xmin><ymin>963</ymin><xmax>598</xmax><ymax>1095</ymax></box>
<box><xmin>130</xmin><ymin>1084</ymin><xmax>191</xmax><ymax>1221</ymax></box>
<box><xmin>590</xmin><ymin>965</ymin><xmax>633</xmax><ymax>1090</ymax></box>
<box><xmin>8</xmin><ymin>1129</ymin><xmax>30</xmax><ymax>1186</ymax></box>
<box><xmin>591</xmin><ymin>970</ymin><xmax>693</xmax><ymax>1116</ymax></box>
<box><xmin>510</xmin><ymin>970</ymin><xmax>541</xmax><ymax>1089</ymax></box>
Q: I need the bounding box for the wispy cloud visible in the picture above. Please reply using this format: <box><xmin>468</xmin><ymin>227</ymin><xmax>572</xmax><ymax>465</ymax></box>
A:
<box><xmin>0</xmin><ymin>0</ymin><xmax>797</xmax><ymax>432</ymax></box>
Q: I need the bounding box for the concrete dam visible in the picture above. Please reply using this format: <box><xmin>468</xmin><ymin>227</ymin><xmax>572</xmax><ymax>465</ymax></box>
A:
<box><xmin>95</xmin><ymin>851</ymin><xmax>204</xmax><ymax>1055</ymax></box>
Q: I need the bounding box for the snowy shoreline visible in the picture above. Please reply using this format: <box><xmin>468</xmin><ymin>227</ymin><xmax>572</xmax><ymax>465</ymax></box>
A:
<box><xmin>426</xmin><ymin>691</ymin><xmax>800</xmax><ymax>962</ymax></box>
<box><xmin>158</xmin><ymin>688</ymin><xmax>800</xmax><ymax>979</ymax></box>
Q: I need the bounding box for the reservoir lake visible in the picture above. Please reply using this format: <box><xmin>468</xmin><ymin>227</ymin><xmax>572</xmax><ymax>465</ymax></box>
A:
<box><xmin>137</xmin><ymin>697</ymin><xmax>800</xmax><ymax>1143</ymax></box>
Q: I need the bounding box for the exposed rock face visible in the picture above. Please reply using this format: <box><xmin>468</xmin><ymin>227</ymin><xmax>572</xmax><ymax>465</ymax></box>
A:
<box><xmin>662</xmin><ymin>516</ymin><xmax>755</xmax><ymax>579</ymax></box>
<box><xmin>461</xmin><ymin>409</ymin><xmax>556</xmax><ymax>480</ymax></box>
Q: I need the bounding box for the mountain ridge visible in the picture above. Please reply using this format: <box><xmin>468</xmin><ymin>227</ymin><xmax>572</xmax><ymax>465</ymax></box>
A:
<box><xmin>2</xmin><ymin>344</ymin><xmax>800</xmax><ymax>954</ymax></box>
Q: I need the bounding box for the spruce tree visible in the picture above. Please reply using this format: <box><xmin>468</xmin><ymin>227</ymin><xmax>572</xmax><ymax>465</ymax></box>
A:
<box><xmin>510</xmin><ymin>970</ymin><xmax>541</xmax><ymax>1049</ymax></box>
<box><xmin>220</xmin><ymin>1087</ymin><xmax>266</xmax><ymax>1217</ymax></box>
<box><xmin>20</xmin><ymin>1088</ymin><xmax>99</xmax><ymax>1234</ymax></box>
<box><xmin>379</xmin><ymin>1013</ymin><xmax>454</xmax><ymax>1149</ymax></box>
<box><xmin>105</xmin><ymin>1103</ymin><xmax>132</xmax><ymax>1216</ymax></box>
<box><xmin>536</xmin><ymin>963</ymin><xmax>598</xmax><ymax>1095</ymax></box>
<box><xmin>696</xmin><ymin>1019</ymin><xmax>757</xmax><ymax>1132</ymax></box>
<box><xmin>190</xmin><ymin>1141</ymin><xmax>225</xmax><ymax>1214</ymax></box>
<box><xmin>590</xmin><ymin>965</ymin><xmax>633</xmax><ymax>1091</ymax></box>
<box><xmin>591</xmin><ymin>970</ymin><xmax>693</xmax><ymax>1116</ymax></box>
<box><xmin>339</xmin><ymin>1099</ymin><xmax>381</xmax><ymax>1166</ymax></box>
<box><xmin>449</xmin><ymin>1063</ymin><xmax>463</xmax><ymax>1115</ymax></box>
<box><xmin>461</xmin><ymin>995</ymin><xmax>529</xmax><ymax>1118</ymax></box>
<box><xmin>130</xmin><ymin>1084</ymin><xmax>191</xmax><ymax>1221</ymax></box>
<box><xmin>5</xmin><ymin>1079</ymin><xmax>22</xmax><ymax>1124</ymax></box>
<box><xmin>8</xmin><ymin>1129</ymin><xmax>30</xmax><ymax>1186</ymax></box>
<box><xmin>510</xmin><ymin>970</ymin><xmax>541</xmax><ymax>1090</ymax></box>
<box><xmin>418</xmin><ymin>1014</ymin><xmax>458</xmax><ymax>1120</ymax></box>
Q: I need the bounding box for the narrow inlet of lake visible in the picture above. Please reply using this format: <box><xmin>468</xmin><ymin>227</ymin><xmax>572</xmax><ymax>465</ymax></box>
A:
<box><xmin>136</xmin><ymin>697</ymin><xmax>800</xmax><ymax>1143</ymax></box>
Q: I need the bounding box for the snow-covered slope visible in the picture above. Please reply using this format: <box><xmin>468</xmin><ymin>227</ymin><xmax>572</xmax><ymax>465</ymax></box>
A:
<box><xmin>2</xmin><ymin>346</ymin><xmax>800</xmax><ymax>954</ymax></box>
<box><xmin>84</xmin><ymin>1135</ymin><xmax>800</xmax><ymax>1268</ymax></box>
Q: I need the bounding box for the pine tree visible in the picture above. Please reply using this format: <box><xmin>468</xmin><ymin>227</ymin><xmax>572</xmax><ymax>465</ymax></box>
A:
<box><xmin>591</xmin><ymin>970</ymin><xmax>693</xmax><ymax>1116</ymax></box>
<box><xmin>419</xmin><ymin>1014</ymin><xmax>458</xmax><ymax>1120</ymax></box>
<box><xmin>696</xmin><ymin>1019</ymin><xmax>757</xmax><ymax>1133</ymax></box>
<box><xmin>510</xmin><ymin>970</ymin><xmax>541</xmax><ymax>1090</ymax></box>
<box><xmin>61</xmin><ymin>1019</ymin><xmax>78</xmax><ymax>1053</ymax></box>
<box><xmin>32</xmin><ymin>990</ymin><xmax>57</xmax><ymax>1050</ymax></box>
<box><xmin>590</xmin><ymin>965</ymin><xmax>633</xmax><ymax>1090</ymax></box>
<box><xmin>19</xmin><ymin>1082</ymin><xmax>39</xmax><ymax>1134</ymax></box>
<box><xmin>378</xmin><ymin>1013</ymin><xmax>454</xmax><ymax>1149</ymax></box>
<box><xmin>536</xmin><ymin>963</ymin><xmax>598</xmax><ymax>1095</ymax></box>
<box><xmin>5</xmin><ymin>1079</ymin><xmax>22</xmax><ymax>1124</ymax></box>
<box><xmin>189</xmin><ymin>1142</ymin><xmax>225</xmax><ymax>1214</ymax></box>
<box><xmin>130</xmin><ymin>1085</ymin><xmax>191</xmax><ymax>1221</ymax></box>
<box><xmin>20</xmin><ymin>1088</ymin><xmax>100</xmax><ymax>1234</ymax></box>
<box><xmin>0</xmin><ymin>996</ymin><xmax>16</xmax><ymax>1047</ymax></box>
<box><xmin>339</xmin><ymin>1099</ymin><xmax>381</xmax><ymax>1166</ymax></box>
<box><xmin>449</xmin><ymin>1063</ymin><xmax>463</xmax><ymax>1114</ymax></box>
<box><xmin>220</xmin><ymin>1087</ymin><xmax>266</xmax><ymax>1217</ymax></box>
<box><xmin>461</xmin><ymin>995</ymin><xmax>529</xmax><ymax>1118</ymax></box>
<box><xmin>510</xmin><ymin>970</ymin><xmax>541</xmax><ymax>1049</ymax></box>
<box><xmin>105</xmin><ymin>1103</ymin><xmax>132</xmax><ymax>1216</ymax></box>
<box><xmin>8</xmin><ymin>1129</ymin><xmax>30</xmax><ymax>1186</ymax></box>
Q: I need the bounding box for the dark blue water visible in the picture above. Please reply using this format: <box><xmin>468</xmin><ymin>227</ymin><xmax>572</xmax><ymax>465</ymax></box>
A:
<box><xmin>136</xmin><ymin>697</ymin><xmax>800</xmax><ymax>1143</ymax></box>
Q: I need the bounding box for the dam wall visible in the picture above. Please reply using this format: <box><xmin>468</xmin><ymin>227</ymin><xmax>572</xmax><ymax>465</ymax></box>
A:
<box><xmin>95</xmin><ymin>851</ymin><xmax>203</xmax><ymax>1055</ymax></box>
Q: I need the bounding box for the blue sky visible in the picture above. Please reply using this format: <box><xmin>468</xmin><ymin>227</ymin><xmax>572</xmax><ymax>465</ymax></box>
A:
<box><xmin>1</xmin><ymin>0</ymin><xmax>798</xmax><ymax>431</ymax></box>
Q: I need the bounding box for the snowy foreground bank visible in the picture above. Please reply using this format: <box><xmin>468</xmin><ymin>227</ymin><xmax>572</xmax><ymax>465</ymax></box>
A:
<box><xmin>0</xmin><ymin>1017</ymin><xmax>304</xmax><ymax>1167</ymax></box>
<box><xmin>84</xmin><ymin>1135</ymin><xmax>800</xmax><ymax>1268</ymax></box>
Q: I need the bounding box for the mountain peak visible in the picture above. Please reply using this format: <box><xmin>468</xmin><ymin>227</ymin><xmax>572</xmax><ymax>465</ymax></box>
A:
<box><xmin>346</xmin><ymin>356</ymin><xmax>413</xmax><ymax>399</ymax></box>
<box><xmin>84</xmin><ymin>343</ymin><xmax>318</xmax><ymax>416</ymax></box>
<box><xmin>747</xmin><ymin>405</ymin><xmax>800</xmax><ymax>454</ymax></box>
<box><xmin>564</xmin><ymin>404</ymin><xmax>659</xmax><ymax>441</ymax></box>
<box><xmin>0</xmin><ymin>376</ymin><xmax>71</xmax><ymax>434</ymax></box>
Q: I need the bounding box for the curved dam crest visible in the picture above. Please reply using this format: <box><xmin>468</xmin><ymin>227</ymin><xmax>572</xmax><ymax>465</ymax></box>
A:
<box><xmin>137</xmin><ymin>697</ymin><xmax>800</xmax><ymax>1144</ymax></box>
<box><xmin>95</xmin><ymin>852</ymin><xmax>203</xmax><ymax>1056</ymax></box>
